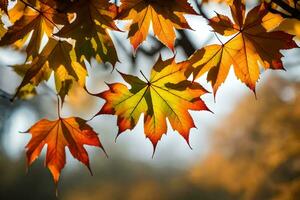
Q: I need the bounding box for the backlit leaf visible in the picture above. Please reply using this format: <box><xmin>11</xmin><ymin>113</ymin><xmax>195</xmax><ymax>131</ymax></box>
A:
<box><xmin>0</xmin><ymin>0</ymin><xmax>69</xmax><ymax>58</ymax></box>
<box><xmin>56</xmin><ymin>0</ymin><xmax>119</xmax><ymax>67</ymax></box>
<box><xmin>118</xmin><ymin>0</ymin><xmax>197</xmax><ymax>51</ymax></box>
<box><xmin>91</xmin><ymin>56</ymin><xmax>208</xmax><ymax>152</ymax></box>
<box><xmin>14</xmin><ymin>38</ymin><xmax>86</xmax><ymax>102</ymax></box>
<box><xmin>25</xmin><ymin>116</ymin><xmax>106</xmax><ymax>184</ymax></box>
<box><xmin>190</xmin><ymin>0</ymin><xmax>298</xmax><ymax>95</ymax></box>
<box><xmin>189</xmin><ymin>44</ymin><xmax>239</xmax><ymax>96</ymax></box>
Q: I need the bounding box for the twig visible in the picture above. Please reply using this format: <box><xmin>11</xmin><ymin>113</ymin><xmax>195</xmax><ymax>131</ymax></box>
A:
<box><xmin>270</xmin><ymin>0</ymin><xmax>300</xmax><ymax>20</ymax></box>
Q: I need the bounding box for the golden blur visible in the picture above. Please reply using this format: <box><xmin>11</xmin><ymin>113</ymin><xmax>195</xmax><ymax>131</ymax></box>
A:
<box><xmin>190</xmin><ymin>77</ymin><xmax>300</xmax><ymax>200</ymax></box>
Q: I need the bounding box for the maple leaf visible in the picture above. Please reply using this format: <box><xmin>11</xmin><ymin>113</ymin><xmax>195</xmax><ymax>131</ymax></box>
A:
<box><xmin>189</xmin><ymin>44</ymin><xmax>239</xmax><ymax>96</ymax></box>
<box><xmin>118</xmin><ymin>0</ymin><xmax>197</xmax><ymax>51</ymax></box>
<box><xmin>14</xmin><ymin>38</ymin><xmax>86</xmax><ymax>102</ymax></box>
<box><xmin>0</xmin><ymin>0</ymin><xmax>69</xmax><ymax>58</ymax></box>
<box><xmin>90</xmin><ymin>56</ymin><xmax>208</xmax><ymax>152</ymax></box>
<box><xmin>56</xmin><ymin>0</ymin><xmax>119</xmax><ymax>67</ymax></box>
<box><xmin>190</xmin><ymin>0</ymin><xmax>298</xmax><ymax>94</ymax></box>
<box><xmin>25</xmin><ymin>116</ymin><xmax>106</xmax><ymax>184</ymax></box>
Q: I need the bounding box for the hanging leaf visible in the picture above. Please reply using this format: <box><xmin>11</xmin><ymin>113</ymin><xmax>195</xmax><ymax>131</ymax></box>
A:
<box><xmin>118</xmin><ymin>0</ymin><xmax>197</xmax><ymax>51</ymax></box>
<box><xmin>56</xmin><ymin>0</ymin><xmax>119</xmax><ymax>67</ymax></box>
<box><xmin>14</xmin><ymin>38</ymin><xmax>86</xmax><ymax>102</ymax></box>
<box><xmin>25</xmin><ymin>116</ymin><xmax>106</xmax><ymax>184</ymax></box>
<box><xmin>91</xmin><ymin>56</ymin><xmax>208</xmax><ymax>152</ymax></box>
<box><xmin>190</xmin><ymin>0</ymin><xmax>298</xmax><ymax>95</ymax></box>
<box><xmin>0</xmin><ymin>0</ymin><xmax>69</xmax><ymax>58</ymax></box>
<box><xmin>189</xmin><ymin>44</ymin><xmax>239</xmax><ymax>96</ymax></box>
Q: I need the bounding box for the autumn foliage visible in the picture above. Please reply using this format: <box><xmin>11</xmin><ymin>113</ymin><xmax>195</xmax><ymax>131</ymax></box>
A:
<box><xmin>25</xmin><ymin>116</ymin><xmax>106</xmax><ymax>185</ymax></box>
<box><xmin>0</xmin><ymin>0</ymin><xmax>299</xmax><ymax>192</ymax></box>
<box><xmin>91</xmin><ymin>57</ymin><xmax>208</xmax><ymax>151</ymax></box>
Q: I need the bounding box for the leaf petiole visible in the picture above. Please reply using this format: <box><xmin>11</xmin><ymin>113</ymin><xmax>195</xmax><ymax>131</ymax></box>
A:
<box><xmin>140</xmin><ymin>70</ymin><xmax>150</xmax><ymax>83</ymax></box>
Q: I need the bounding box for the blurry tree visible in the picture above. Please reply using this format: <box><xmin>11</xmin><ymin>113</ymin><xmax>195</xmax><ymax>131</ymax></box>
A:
<box><xmin>189</xmin><ymin>76</ymin><xmax>300</xmax><ymax>200</ymax></box>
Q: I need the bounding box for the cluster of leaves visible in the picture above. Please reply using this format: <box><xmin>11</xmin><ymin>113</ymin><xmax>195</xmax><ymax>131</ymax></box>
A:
<box><xmin>0</xmin><ymin>0</ymin><xmax>298</xmax><ymax>191</ymax></box>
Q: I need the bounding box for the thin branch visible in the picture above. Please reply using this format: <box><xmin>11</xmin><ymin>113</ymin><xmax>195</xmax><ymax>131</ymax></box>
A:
<box><xmin>56</xmin><ymin>95</ymin><xmax>61</xmax><ymax>118</ymax></box>
<box><xmin>270</xmin><ymin>0</ymin><xmax>300</xmax><ymax>20</ymax></box>
<box><xmin>140</xmin><ymin>70</ymin><xmax>150</xmax><ymax>83</ymax></box>
<box><xmin>214</xmin><ymin>32</ymin><xmax>223</xmax><ymax>45</ymax></box>
<box><xmin>195</xmin><ymin>1</ymin><xmax>209</xmax><ymax>21</ymax></box>
<box><xmin>268</xmin><ymin>7</ymin><xmax>292</xmax><ymax>18</ymax></box>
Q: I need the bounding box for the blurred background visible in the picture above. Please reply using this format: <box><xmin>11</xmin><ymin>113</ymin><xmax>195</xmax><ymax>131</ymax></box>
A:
<box><xmin>1</xmin><ymin>1</ymin><xmax>300</xmax><ymax>199</ymax></box>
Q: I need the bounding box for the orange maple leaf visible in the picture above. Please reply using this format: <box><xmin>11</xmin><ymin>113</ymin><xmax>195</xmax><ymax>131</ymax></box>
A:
<box><xmin>25</xmin><ymin>116</ymin><xmax>106</xmax><ymax>185</ymax></box>
<box><xmin>190</xmin><ymin>0</ymin><xmax>298</xmax><ymax>95</ymax></box>
<box><xmin>118</xmin><ymin>0</ymin><xmax>197</xmax><ymax>51</ymax></box>
<box><xmin>90</xmin><ymin>57</ymin><xmax>209</xmax><ymax>153</ymax></box>
<box><xmin>0</xmin><ymin>0</ymin><xmax>69</xmax><ymax>58</ymax></box>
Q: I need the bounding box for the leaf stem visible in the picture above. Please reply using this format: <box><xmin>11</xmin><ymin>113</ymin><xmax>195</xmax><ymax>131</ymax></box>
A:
<box><xmin>140</xmin><ymin>70</ymin><xmax>150</xmax><ymax>83</ymax></box>
<box><xmin>57</xmin><ymin>95</ymin><xmax>61</xmax><ymax>119</ymax></box>
<box><xmin>213</xmin><ymin>32</ymin><xmax>223</xmax><ymax>45</ymax></box>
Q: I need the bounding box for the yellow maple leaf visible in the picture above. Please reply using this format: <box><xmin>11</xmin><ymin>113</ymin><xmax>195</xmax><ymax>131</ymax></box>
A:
<box><xmin>90</xmin><ymin>56</ymin><xmax>208</xmax><ymax>152</ymax></box>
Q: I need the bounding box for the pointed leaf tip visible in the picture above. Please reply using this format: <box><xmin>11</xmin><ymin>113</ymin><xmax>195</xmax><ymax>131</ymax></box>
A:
<box><xmin>95</xmin><ymin>56</ymin><xmax>209</xmax><ymax>154</ymax></box>
<box><xmin>24</xmin><ymin>117</ymin><xmax>105</xmax><ymax>186</ymax></box>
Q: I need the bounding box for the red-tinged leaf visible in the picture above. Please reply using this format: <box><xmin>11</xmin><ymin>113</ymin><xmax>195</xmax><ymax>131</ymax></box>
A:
<box><xmin>90</xmin><ymin>56</ymin><xmax>209</xmax><ymax>153</ymax></box>
<box><xmin>191</xmin><ymin>0</ymin><xmax>298</xmax><ymax>96</ymax></box>
<box><xmin>209</xmin><ymin>13</ymin><xmax>239</xmax><ymax>36</ymax></box>
<box><xmin>25</xmin><ymin>117</ymin><xmax>106</xmax><ymax>184</ymax></box>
